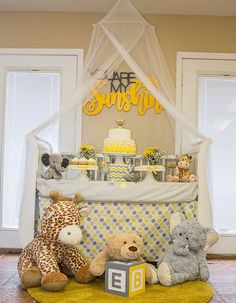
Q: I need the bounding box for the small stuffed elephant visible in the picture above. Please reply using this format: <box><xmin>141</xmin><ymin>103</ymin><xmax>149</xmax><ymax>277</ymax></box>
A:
<box><xmin>157</xmin><ymin>212</ymin><xmax>219</xmax><ymax>286</ymax></box>
<box><xmin>41</xmin><ymin>153</ymin><xmax>69</xmax><ymax>179</ymax></box>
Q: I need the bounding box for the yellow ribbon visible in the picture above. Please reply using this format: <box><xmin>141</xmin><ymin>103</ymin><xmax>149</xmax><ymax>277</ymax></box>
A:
<box><xmin>145</xmin><ymin>165</ymin><xmax>158</xmax><ymax>174</ymax></box>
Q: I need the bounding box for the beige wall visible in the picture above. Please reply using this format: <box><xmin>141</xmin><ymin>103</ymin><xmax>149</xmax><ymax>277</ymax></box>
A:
<box><xmin>1</xmin><ymin>12</ymin><xmax>236</xmax><ymax>153</ymax></box>
<box><xmin>1</xmin><ymin>12</ymin><xmax>236</xmax><ymax>78</ymax></box>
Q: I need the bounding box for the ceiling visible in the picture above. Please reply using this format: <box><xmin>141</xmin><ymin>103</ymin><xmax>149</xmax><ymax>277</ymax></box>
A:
<box><xmin>0</xmin><ymin>0</ymin><xmax>236</xmax><ymax>16</ymax></box>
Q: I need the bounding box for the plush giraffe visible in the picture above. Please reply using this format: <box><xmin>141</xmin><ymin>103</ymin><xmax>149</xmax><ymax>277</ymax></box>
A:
<box><xmin>167</xmin><ymin>154</ymin><xmax>196</xmax><ymax>182</ymax></box>
<box><xmin>18</xmin><ymin>191</ymin><xmax>94</xmax><ymax>291</ymax></box>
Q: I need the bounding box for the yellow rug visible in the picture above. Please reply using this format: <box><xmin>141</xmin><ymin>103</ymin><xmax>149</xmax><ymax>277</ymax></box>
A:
<box><xmin>28</xmin><ymin>279</ymin><xmax>214</xmax><ymax>303</ymax></box>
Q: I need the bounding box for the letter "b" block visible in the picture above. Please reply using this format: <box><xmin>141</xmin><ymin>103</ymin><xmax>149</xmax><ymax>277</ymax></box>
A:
<box><xmin>105</xmin><ymin>261</ymin><xmax>145</xmax><ymax>297</ymax></box>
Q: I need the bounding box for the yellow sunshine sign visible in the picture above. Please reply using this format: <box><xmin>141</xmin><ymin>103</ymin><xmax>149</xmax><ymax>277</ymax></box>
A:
<box><xmin>83</xmin><ymin>79</ymin><xmax>164</xmax><ymax>116</ymax></box>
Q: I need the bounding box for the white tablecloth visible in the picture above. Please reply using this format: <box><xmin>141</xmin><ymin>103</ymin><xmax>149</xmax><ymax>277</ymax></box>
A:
<box><xmin>36</xmin><ymin>179</ymin><xmax>198</xmax><ymax>203</ymax></box>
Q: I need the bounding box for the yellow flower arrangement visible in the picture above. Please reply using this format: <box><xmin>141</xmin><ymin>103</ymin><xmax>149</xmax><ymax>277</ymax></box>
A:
<box><xmin>79</xmin><ymin>144</ymin><xmax>96</xmax><ymax>159</ymax></box>
<box><xmin>143</xmin><ymin>146</ymin><xmax>165</xmax><ymax>165</ymax></box>
<box><xmin>80</xmin><ymin>144</ymin><xmax>94</xmax><ymax>152</ymax></box>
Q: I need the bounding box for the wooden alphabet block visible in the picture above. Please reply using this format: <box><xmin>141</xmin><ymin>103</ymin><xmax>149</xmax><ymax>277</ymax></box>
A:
<box><xmin>105</xmin><ymin>261</ymin><xmax>145</xmax><ymax>297</ymax></box>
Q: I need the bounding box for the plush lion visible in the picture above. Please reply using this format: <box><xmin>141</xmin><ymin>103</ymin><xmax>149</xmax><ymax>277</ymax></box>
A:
<box><xmin>18</xmin><ymin>191</ymin><xmax>94</xmax><ymax>291</ymax></box>
<box><xmin>167</xmin><ymin>154</ymin><xmax>196</xmax><ymax>182</ymax></box>
<box><xmin>90</xmin><ymin>232</ymin><xmax>158</xmax><ymax>284</ymax></box>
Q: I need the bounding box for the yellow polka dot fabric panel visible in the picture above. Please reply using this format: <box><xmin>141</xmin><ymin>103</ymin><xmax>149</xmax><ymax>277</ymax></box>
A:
<box><xmin>37</xmin><ymin>197</ymin><xmax>197</xmax><ymax>261</ymax></box>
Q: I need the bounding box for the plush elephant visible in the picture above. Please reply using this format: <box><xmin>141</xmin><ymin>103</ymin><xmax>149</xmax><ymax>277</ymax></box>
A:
<box><xmin>157</xmin><ymin>212</ymin><xmax>219</xmax><ymax>286</ymax></box>
<box><xmin>41</xmin><ymin>153</ymin><xmax>69</xmax><ymax>179</ymax></box>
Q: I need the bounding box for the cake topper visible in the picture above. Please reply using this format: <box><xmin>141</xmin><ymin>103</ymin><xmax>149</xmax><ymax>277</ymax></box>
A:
<box><xmin>116</xmin><ymin>118</ymin><xmax>125</xmax><ymax>129</ymax></box>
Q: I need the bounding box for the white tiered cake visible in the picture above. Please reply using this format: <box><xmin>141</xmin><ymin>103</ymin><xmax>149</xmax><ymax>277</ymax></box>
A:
<box><xmin>102</xmin><ymin>120</ymin><xmax>136</xmax><ymax>182</ymax></box>
<box><xmin>103</xmin><ymin>121</ymin><xmax>136</xmax><ymax>154</ymax></box>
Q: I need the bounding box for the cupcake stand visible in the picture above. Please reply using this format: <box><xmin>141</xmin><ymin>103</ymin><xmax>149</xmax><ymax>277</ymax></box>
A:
<box><xmin>66</xmin><ymin>165</ymin><xmax>98</xmax><ymax>181</ymax></box>
<box><xmin>135</xmin><ymin>165</ymin><xmax>165</xmax><ymax>182</ymax></box>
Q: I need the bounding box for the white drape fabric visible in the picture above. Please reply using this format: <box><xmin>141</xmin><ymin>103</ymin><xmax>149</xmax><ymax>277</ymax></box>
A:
<box><xmin>19</xmin><ymin>0</ymin><xmax>212</xmax><ymax>246</ymax></box>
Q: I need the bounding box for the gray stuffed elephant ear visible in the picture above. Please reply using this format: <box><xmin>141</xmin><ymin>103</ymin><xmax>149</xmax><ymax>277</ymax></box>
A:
<box><xmin>203</xmin><ymin>227</ymin><xmax>219</xmax><ymax>251</ymax></box>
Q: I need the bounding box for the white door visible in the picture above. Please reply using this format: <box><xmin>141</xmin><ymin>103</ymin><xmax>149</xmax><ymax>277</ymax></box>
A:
<box><xmin>0</xmin><ymin>49</ymin><xmax>83</xmax><ymax>248</ymax></box>
<box><xmin>178</xmin><ymin>53</ymin><xmax>236</xmax><ymax>254</ymax></box>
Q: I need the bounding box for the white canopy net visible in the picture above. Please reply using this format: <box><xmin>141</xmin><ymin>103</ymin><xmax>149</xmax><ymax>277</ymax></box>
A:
<box><xmin>19</xmin><ymin>0</ymin><xmax>213</xmax><ymax>246</ymax></box>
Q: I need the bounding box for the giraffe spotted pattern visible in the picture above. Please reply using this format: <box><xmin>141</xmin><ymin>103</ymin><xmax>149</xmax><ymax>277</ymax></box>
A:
<box><xmin>18</xmin><ymin>199</ymin><xmax>88</xmax><ymax>278</ymax></box>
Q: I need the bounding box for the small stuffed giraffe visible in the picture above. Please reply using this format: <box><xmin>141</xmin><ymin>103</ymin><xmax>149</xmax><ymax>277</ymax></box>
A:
<box><xmin>18</xmin><ymin>191</ymin><xmax>94</xmax><ymax>291</ymax></box>
<box><xmin>167</xmin><ymin>154</ymin><xmax>196</xmax><ymax>182</ymax></box>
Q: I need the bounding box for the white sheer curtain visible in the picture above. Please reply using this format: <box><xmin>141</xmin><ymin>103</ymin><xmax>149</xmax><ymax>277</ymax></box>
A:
<box><xmin>19</xmin><ymin>0</ymin><xmax>212</xmax><ymax>246</ymax></box>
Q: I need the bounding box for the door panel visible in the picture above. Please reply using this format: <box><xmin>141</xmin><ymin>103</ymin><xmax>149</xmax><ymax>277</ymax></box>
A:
<box><xmin>181</xmin><ymin>55</ymin><xmax>236</xmax><ymax>254</ymax></box>
<box><xmin>0</xmin><ymin>51</ymin><xmax>81</xmax><ymax>248</ymax></box>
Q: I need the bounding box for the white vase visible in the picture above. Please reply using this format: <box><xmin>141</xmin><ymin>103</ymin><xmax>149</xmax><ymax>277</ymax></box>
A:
<box><xmin>142</xmin><ymin>170</ymin><xmax>157</xmax><ymax>182</ymax></box>
<box><xmin>77</xmin><ymin>169</ymin><xmax>90</xmax><ymax>181</ymax></box>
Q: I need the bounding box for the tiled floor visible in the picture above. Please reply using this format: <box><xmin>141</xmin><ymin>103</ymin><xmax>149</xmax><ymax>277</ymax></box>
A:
<box><xmin>208</xmin><ymin>259</ymin><xmax>236</xmax><ymax>302</ymax></box>
<box><xmin>0</xmin><ymin>253</ymin><xmax>235</xmax><ymax>303</ymax></box>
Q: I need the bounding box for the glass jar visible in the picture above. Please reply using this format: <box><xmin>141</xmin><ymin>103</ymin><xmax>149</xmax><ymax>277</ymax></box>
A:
<box><xmin>165</xmin><ymin>155</ymin><xmax>177</xmax><ymax>178</ymax></box>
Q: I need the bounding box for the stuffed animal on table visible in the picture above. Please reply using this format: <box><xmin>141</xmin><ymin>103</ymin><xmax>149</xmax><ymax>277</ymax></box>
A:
<box><xmin>157</xmin><ymin>212</ymin><xmax>219</xmax><ymax>286</ymax></box>
<box><xmin>18</xmin><ymin>191</ymin><xmax>94</xmax><ymax>291</ymax></box>
<box><xmin>90</xmin><ymin>232</ymin><xmax>158</xmax><ymax>284</ymax></box>
<box><xmin>166</xmin><ymin>154</ymin><xmax>196</xmax><ymax>182</ymax></box>
<box><xmin>41</xmin><ymin>153</ymin><xmax>69</xmax><ymax>179</ymax></box>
